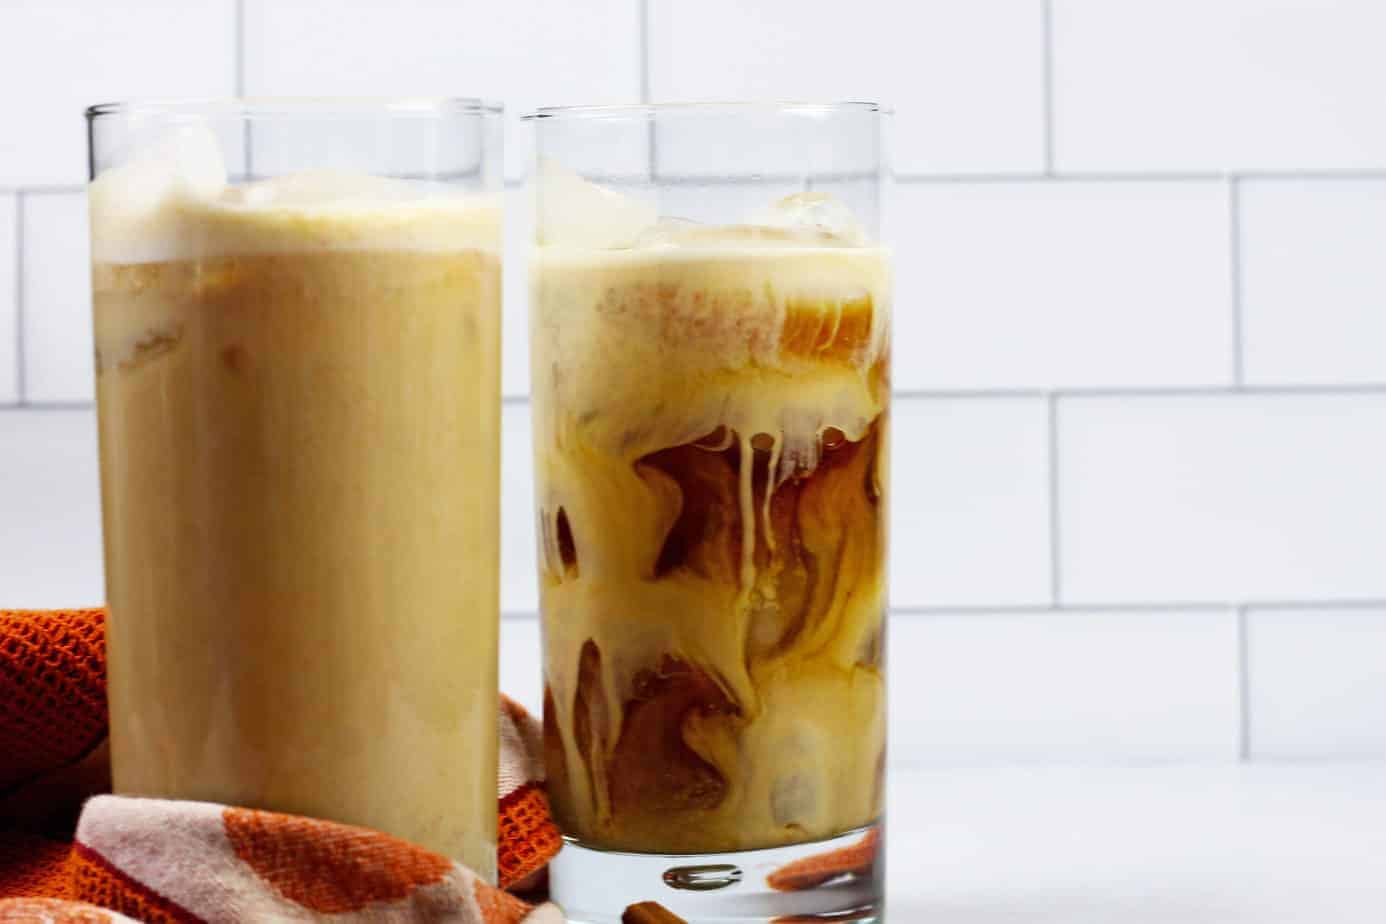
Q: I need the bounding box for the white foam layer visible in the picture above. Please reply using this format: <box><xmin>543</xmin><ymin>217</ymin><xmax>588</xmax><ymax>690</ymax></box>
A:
<box><xmin>536</xmin><ymin>159</ymin><xmax>657</xmax><ymax>249</ymax></box>
<box><xmin>533</xmin><ymin>242</ymin><xmax>893</xmax><ymax>274</ymax></box>
<box><xmin>90</xmin><ymin>125</ymin><xmax>500</xmax><ymax>264</ymax></box>
<box><xmin>535</xmin><ymin>162</ymin><xmax>871</xmax><ymax>252</ymax></box>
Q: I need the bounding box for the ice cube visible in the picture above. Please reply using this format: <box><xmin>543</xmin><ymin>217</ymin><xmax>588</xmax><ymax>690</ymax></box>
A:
<box><xmin>224</xmin><ymin>168</ymin><xmax>437</xmax><ymax>209</ymax></box>
<box><xmin>635</xmin><ymin>222</ymin><xmax>833</xmax><ymax>249</ymax></box>
<box><xmin>536</xmin><ymin>158</ymin><xmax>657</xmax><ymax>249</ymax></box>
<box><xmin>89</xmin><ymin>123</ymin><xmax>227</xmax><ymax>217</ymax></box>
<box><xmin>770</xmin><ymin>771</ymin><xmax>819</xmax><ymax>828</ymax></box>
<box><xmin>746</xmin><ymin>191</ymin><xmax>865</xmax><ymax>246</ymax></box>
<box><xmin>630</xmin><ymin>216</ymin><xmax>702</xmax><ymax>248</ymax></box>
<box><xmin>88</xmin><ymin>123</ymin><xmax>229</xmax><ymax>263</ymax></box>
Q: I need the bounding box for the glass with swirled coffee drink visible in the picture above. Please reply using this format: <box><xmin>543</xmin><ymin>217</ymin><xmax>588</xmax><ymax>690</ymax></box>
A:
<box><xmin>528</xmin><ymin>102</ymin><xmax>890</xmax><ymax>923</ymax></box>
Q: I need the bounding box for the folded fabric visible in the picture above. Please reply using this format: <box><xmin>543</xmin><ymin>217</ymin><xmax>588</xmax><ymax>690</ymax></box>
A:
<box><xmin>18</xmin><ymin>795</ymin><xmax>561</xmax><ymax>923</ymax></box>
<box><xmin>0</xmin><ymin>610</ymin><xmax>108</xmax><ymax>816</ymax></box>
<box><xmin>0</xmin><ymin>898</ymin><xmax>138</xmax><ymax>923</ymax></box>
<box><xmin>0</xmin><ymin>609</ymin><xmax>563</xmax><ymax>922</ymax></box>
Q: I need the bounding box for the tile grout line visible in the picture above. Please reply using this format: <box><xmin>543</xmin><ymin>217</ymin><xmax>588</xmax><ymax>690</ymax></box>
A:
<box><xmin>23</xmin><ymin>384</ymin><xmax>1382</xmax><ymax>413</ymax></box>
<box><xmin>233</xmin><ymin>0</ymin><xmax>245</xmax><ymax>96</ymax></box>
<box><xmin>1</xmin><ymin>185</ymin><xmax>86</xmax><ymax>196</ymax></box>
<box><xmin>235</xmin><ymin>0</ymin><xmax>254</xmax><ymax>179</ymax></box>
<box><xmin>891</xmin><ymin>169</ymin><xmax>1386</xmax><ymax>184</ymax></box>
<box><xmin>1040</xmin><ymin>0</ymin><xmax>1056</xmax><ymax>174</ymax></box>
<box><xmin>497</xmin><ymin>384</ymin><xmax>1386</xmax><ymax>404</ymax></box>
<box><xmin>893</xmin><ymin>383</ymin><xmax>1386</xmax><ymax>399</ymax></box>
<box><xmin>1228</xmin><ymin>176</ymin><xmax>1245</xmax><ymax>386</ymax></box>
<box><xmin>639</xmin><ymin>0</ymin><xmax>657</xmax><ymax>179</ymax></box>
<box><xmin>888</xmin><ymin>598</ymin><xmax>1386</xmax><ymax>616</ymax></box>
<box><xmin>473</xmin><ymin>384</ymin><xmax>1386</xmax><ymax>404</ymax></box>
<box><xmin>1047</xmin><ymin>393</ymin><xmax>1062</xmax><ymax>605</ymax></box>
<box><xmin>501</xmin><ymin>599</ymin><xmax>1378</xmax><ymax>623</ymax></box>
<box><xmin>638</xmin><ymin>0</ymin><xmax>651</xmax><ymax>103</ymax></box>
<box><xmin>9</xmin><ymin>170</ymin><xmax>1386</xmax><ymax>196</ymax></box>
<box><xmin>1237</xmin><ymin>605</ymin><xmax>1252</xmax><ymax>761</ymax></box>
<box><xmin>0</xmin><ymin>400</ymin><xmax>94</xmax><ymax>411</ymax></box>
<box><xmin>13</xmin><ymin>192</ymin><xmax>24</xmax><ymax>404</ymax></box>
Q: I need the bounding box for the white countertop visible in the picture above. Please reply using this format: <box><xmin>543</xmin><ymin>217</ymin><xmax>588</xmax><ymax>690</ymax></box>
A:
<box><xmin>886</xmin><ymin>763</ymin><xmax>1386</xmax><ymax>922</ymax></box>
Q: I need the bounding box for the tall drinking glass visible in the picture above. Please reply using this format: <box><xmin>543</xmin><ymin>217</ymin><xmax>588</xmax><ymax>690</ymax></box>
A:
<box><xmin>526</xmin><ymin>102</ymin><xmax>890</xmax><ymax>922</ymax></box>
<box><xmin>87</xmin><ymin>99</ymin><xmax>504</xmax><ymax>879</ymax></box>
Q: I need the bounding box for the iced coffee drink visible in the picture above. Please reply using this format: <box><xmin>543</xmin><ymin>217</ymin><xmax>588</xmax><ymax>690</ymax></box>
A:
<box><xmin>88</xmin><ymin>114</ymin><xmax>502</xmax><ymax>878</ymax></box>
<box><xmin>530</xmin><ymin>169</ymin><xmax>890</xmax><ymax>857</ymax></box>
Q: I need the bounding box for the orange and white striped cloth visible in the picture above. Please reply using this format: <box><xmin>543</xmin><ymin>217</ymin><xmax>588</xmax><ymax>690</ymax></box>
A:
<box><xmin>0</xmin><ymin>609</ymin><xmax>563</xmax><ymax>923</ymax></box>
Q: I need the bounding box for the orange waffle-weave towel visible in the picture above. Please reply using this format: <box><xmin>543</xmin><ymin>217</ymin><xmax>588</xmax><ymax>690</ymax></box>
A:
<box><xmin>0</xmin><ymin>610</ymin><xmax>108</xmax><ymax>802</ymax></box>
<box><xmin>0</xmin><ymin>608</ymin><xmax>564</xmax><ymax>922</ymax></box>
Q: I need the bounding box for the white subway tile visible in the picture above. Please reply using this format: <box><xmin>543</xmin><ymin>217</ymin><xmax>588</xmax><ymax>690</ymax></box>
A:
<box><xmin>893</xmin><ymin>181</ymin><xmax>1233</xmax><ymax>390</ymax></box>
<box><xmin>0</xmin><ymin>2</ymin><xmax>235</xmax><ymax>186</ymax></box>
<box><xmin>647</xmin><ymin>0</ymin><xmax>1045</xmax><ymax>176</ymax></box>
<box><xmin>889</xmin><ymin>609</ymin><xmax>1240</xmax><ymax>766</ymax></box>
<box><xmin>1053</xmin><ymin>0</ymin><xmax>1386</xmax><ymax>172</ymax></box>
<box><xmin>501</xmin><ymin>401</ymin><xmax>539</xmax><ymax>615</ymax></box>
<box><xmin>22</xmin><ymin>192</ymin><xmax>93</xmax><ymax>403</ymax></box>
<box><xmin>0</xmin><ymin>410</ymin><xmax>104</xmax><ymax>608</ymax></box>
<box><xmin>891</xmin><ymin>397</ymin><xmax>1050</xmax><ymax>608</ymax></box>
<box><xmin>1249</xmin><ymin>607</ymin><xmax>1386</xmax><ymax>760</ymax></box>
<box><xmin>500</xmin><ymin>616</ymin><xmax>544</xmax><ymax>718</ymax></box>
<box><xmin>1241</xmin><ymin>180</ymin><xmax>1386</xmax><ymax>385</ymax></box>
<box><xmin>1059</xmin><ymin>394</ymin><xmax>1386</xmax><ymax>604</ymax></box>
<box><xmin>244</xmin><ymin>0</ymin><xmax>642</xmax><ymax>181</ymax></box>
<box><xmin>0</xmin><ymin>195</ymin><xmax>16</xmax><ymax>403</ymax></box>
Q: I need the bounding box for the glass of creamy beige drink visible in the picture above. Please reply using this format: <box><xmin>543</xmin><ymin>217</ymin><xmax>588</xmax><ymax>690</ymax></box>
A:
<box><xmin>526</xmin><ymin>103</ymin><xmax>890</xmax><ymax>922</ymax></box>
<box><xmin>86</xmin><ymin>100</ymin><xmax>503</xmax><ymax>880</ymax></box>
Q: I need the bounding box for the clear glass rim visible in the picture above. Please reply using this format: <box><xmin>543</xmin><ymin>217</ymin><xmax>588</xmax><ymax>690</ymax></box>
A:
<box><xmin>86</xmin><ymin>97</ymin><xmax>504</xmax><ymax>121</ymax></box>
<box><xmin>521</xmin><ymin>100</ymin><xmax>891</xmax><ymax>121</ymax></box>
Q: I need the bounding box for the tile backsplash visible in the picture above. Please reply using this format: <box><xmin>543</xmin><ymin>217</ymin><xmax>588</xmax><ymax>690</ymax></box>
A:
<box><xmin>2</xmin><ymin>0</ymin><xmax>1383</xmax><ymax>766</ymax></box>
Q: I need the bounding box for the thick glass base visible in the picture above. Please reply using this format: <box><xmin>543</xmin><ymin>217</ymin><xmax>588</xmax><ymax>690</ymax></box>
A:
<box><xmin>549</xmin><ymin>823</ymin><xmax>884</xmax><ymax>924</ymax></box>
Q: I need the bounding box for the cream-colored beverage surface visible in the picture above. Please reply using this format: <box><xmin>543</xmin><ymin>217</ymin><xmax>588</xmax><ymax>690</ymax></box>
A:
<box><xmin>532</xmin><ymin>169</ymin><xmax>890</xmax><ymax>853</ymax></box>
<box><xmin>91</xmin><ymin>130</ymin><xmax>502</xmax><ymax>878</ymax></box>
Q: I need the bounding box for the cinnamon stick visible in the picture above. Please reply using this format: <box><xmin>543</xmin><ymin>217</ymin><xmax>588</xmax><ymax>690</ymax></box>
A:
<box><xmin>622</xmin><ymin>901</ymin><xmax>689</xmax><ymax>924</ymax></box>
